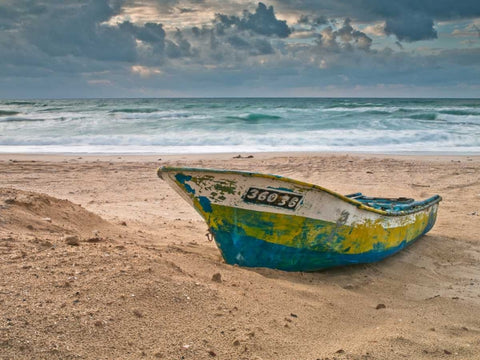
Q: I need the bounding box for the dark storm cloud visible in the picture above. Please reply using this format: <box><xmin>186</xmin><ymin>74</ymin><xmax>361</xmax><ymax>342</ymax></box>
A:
<box><xmin>0</xmin><ymin>0</ymin><xmax>47</xmax><ymax>30</ymax></box>
<box><xmin>0</xmin><ymin>0</ymin><xmax>174</xmax><ymax>68</ymax></box>
<box><xmin>0</xmin><ymin>0</ymin><xmax>283</xmax><ymax>69</ymax></box>
<box><xmin>178</xmin><ymin>7</ymin><xmax>196</xmax><ymax>14</ymax></box>
<box><xmin>24</xmin><ymin>1</ymin><xmax>138</xmax><ymax>61</ymax></box>
<box><xmin>278</xmin><ymin>0</ymin><xmax>480</xmax><ymax>21</ymax></box>
<box><xmin>278</xmin><ymin>0</ymin><xmax>480</xmax><ymax>42</ymax></box>
<box><xmin>174</xmin><ymin>2</ymin><xmax>291</xmax><ymax>62</ymax></box>
<box><xmin>297</xmin><ymin>15</ymin><xmax>328</xmax><ymax>27</ymax></box>
<box><xmin>226</xmin><ymin>35</ymin><xmax>250</xmax><ymax>49</ymax></box>
<box><xmin>8</xmin><ymin>1</ymin><xmax>134</xmax><ymax>61</ymax></box>
<box><xmin>384</xmin><ymin>13</ymin><xmax>437</xmax><ymax>42</ymax></box>
<box><xmin>314</xmin><ymin>18</ymin><xmax>372</xmax><ymax>51</ymax></box>
<box><xmin>226</xmin><ymin>35</ymin><xmax>274</xmax><ymax>55</ymax></box>
<box><xmin>120</xmin><ymin>22</ymin><xmax>165</xmax><ymax>45</ymax></box>
<box><xmin>119</xmin><ymin>21</ymin><xmax>166</xmax><ymax>54</ymax></box>
<box><xmin>251</xmin><ymin>38</ymin><xmax>275</xmax><ymax>55</ymax></box>
<box><xmin>165</xmin><ymin>30</ymin><xmax>194</xmax><ymax>58</ymax></box>
<box><xmin>0</xmin><ymin>0</ymin><xmax>479</xmax><ymax>97</ymax></box>
<box><xmin>215</xmin><ymin>2</ymin><xmax>291</xmax><ymax>38</ymax></box>
<box><xmin>335</xmin><ymin>18</ymin><xmax>372</xmax><ymax>50</ymax></box>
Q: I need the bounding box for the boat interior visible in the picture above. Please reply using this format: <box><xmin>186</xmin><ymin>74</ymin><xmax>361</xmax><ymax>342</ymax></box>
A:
<box><xmin>345</xmin><ymin>193</ymin><xmax>441</xmax><ymax>212</ymax></box>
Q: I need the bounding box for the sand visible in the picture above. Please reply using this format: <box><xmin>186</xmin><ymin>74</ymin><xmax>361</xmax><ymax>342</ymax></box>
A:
<box><xmin>1</xmin><ymin>153</ymin><xmax>479</xmax><ymax>360</ymax></box>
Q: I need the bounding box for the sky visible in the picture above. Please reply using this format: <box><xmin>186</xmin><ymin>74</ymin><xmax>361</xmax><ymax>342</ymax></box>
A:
<box><xmin>0</xmin><ymin>0</ymin><xmax>480</xmax><ymax>98</ymax></box>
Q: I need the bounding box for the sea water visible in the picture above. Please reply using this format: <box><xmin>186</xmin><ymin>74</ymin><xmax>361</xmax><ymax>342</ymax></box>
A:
<box><xmin>0</xmin><ymin>98</ymin><xmax>479</xmax><ymax>154</ymax></box>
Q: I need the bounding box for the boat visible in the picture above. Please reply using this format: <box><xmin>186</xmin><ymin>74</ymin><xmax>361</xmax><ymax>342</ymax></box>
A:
<box><xmin>158</xmin><ymin>167</ymin><xmax>441</xmax><ymax>271</ymax></box>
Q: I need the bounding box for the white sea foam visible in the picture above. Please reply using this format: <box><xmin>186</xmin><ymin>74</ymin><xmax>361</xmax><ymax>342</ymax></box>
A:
<box><xmin>1</xmin><ymin>98</ymin><xmax>479</xmax><ymax>154</ymax></box>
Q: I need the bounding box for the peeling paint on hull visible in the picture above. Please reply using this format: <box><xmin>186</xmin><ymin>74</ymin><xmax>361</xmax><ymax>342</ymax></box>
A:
<box><xmin>159</xmin><ymin>167</ymin><xmax>441</xmax><ymax>271</ymax></box>
<box><xmin>208</xmin><ymin>204</ymin><xmax>437</xmax><ymax>271</ymax></box>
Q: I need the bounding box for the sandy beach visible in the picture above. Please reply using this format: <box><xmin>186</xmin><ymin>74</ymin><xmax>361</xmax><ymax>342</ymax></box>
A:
<box><xmin>1</xmin><ymin>152</ymin><xmax>479</xmax><ymax>360</ymax></box>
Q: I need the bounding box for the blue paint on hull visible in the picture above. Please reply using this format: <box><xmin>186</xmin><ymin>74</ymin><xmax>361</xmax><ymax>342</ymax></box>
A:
<box><xmin>198</xmin><ymin>196</ymin><xmax>212</xmax><ymax>212</ymax></box>
<box><xmin>212</xmin><ymin>228</ymin><xmax>422</xmax><ymax>272</ymax></box>
<box><xmin>202</xmin><ymin>203</ymin><xmax>439</xmax><ymax>271</ymax></box>
<box><xmin>206</xmin><ymin>205</ymin><xmax>438</xmax><ymax>272</ymax></box>
<box><xmin>422</xmin><ymin>208</ymin><xmax>437</xmax><ymax>235</ymax></box>
<box><xmin>175</xmin><ymin>173</ymin><xmax>195</xmax><ymax>194</ymax></box>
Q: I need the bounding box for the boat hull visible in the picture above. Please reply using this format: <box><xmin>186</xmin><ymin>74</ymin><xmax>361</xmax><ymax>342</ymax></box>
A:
<box><xmin>207</xmin><ymin>203</ymin><xmax>437</xmax><ymax>271</ymax></box>
<box><xmin>159</xmin><ymin>167</ymin><xmax>440</xmax><ymax>271</ymax></box>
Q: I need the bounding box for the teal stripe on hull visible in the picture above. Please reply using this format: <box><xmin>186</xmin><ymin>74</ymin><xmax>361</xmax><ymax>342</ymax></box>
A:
<box><xmin>212</xmin><ymin>228</ymin><xmax>426</xmax><ymax>271</ymax></box>
<box><xmin>205</xmin><ymin>206</ymin><xmax>437</xmax><ymax>271</ymax></box>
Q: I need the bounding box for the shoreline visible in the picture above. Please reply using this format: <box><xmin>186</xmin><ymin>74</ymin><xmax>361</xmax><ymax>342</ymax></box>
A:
<box><xmin>1</xmin><ymin>151</ymin><xmax>479</xmax><ymax>163</ymax></box>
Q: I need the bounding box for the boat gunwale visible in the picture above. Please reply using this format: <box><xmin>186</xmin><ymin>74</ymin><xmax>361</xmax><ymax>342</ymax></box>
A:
<box><xmin>158</xmin><ymin>166</ymin><xmax>442</xmax><ymax>217</ymax></box>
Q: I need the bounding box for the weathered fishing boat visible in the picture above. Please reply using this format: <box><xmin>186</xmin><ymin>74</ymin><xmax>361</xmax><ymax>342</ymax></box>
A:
<box><xmin>158</xmin><ymin>167</ymin><xmax>441</xmax><ymax>271</ymax></box>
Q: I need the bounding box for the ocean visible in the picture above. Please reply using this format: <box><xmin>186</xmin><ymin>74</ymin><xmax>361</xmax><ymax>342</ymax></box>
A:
<box><xmin>0</xmin><ymin>98</ymin><xmax>479</xmax><ymax>154</ymax></box>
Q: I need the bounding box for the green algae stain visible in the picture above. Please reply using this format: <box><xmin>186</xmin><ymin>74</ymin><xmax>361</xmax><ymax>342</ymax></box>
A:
<box><xmin>214</xmin><ymin>180</ymin><xmax>237</xmax><ymax>195</ymax></box>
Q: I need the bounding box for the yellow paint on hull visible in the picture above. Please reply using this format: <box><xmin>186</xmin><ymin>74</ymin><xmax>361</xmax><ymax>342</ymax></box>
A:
<box><xmin>197</xmin><ymin>202</ymin><xmax>437</xmax><ymax>255</ymax></box>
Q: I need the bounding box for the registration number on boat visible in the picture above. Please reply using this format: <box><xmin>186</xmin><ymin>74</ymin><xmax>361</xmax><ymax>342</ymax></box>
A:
<box><xmin>243</xmin><ymin>188</ymin><xmax>303</xmax><ymax>210</ymax></box>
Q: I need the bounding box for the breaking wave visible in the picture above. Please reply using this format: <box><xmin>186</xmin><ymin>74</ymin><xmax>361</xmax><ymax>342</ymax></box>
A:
<box><xmin>1</xmin><ymin>98</ymin><xmax>479</xmax><ymax>154</ymax></box>
<box><xmin>0</xmin><ymin>110</ymin><xmax>20</xmax><ymax>116</ymax></box>
<box><xmin>226</xmin><ymin>113</ymin><xmax>282</xmax><ymax>122</ymax></box>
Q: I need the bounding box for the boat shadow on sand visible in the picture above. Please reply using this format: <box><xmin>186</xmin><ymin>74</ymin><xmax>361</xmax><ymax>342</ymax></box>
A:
<box><xmin>240</xmin><ymin>233</ymin><xmax>480</xmax><ymax>305</ymax></box>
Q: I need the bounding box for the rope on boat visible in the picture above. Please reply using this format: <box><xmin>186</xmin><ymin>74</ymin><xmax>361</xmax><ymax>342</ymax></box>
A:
<box><xmin>205</xmin><ymin>228</ymin><xmax>214</xmax><ymax>242</ymax></box>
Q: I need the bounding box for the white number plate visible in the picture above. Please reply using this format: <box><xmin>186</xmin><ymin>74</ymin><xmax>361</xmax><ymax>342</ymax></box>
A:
<box><xmin>243</xmin><ymin>187</ymin><xmax>303</xmax><ymax>210</ymax></box>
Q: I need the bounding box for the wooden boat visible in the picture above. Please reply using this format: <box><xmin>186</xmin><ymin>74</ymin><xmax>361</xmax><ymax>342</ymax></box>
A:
<box><xmin>158</xmin><ymin>167</ymin><xmax>441</xmax><ymax>271</ymax></box>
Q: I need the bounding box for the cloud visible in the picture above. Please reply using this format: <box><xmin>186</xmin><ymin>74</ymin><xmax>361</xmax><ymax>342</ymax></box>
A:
<box><xmin>315</xmin><ymin>18</ymin><xmax>372</xmax><ymax>51</ymax></box>
<box><xmin>22</xmin><ymin>1</ymin><xmax>137</xmax><ymax>61</ymax></box>
<box><xmin>119</xmin><ymin>21</ymin><xmax>166</xmax><ymax>46</ymax></box>
<box><xmin>297</xmin><ymin>14</ymin><xmax>328</xmax><ymax>27</ymax></box>
<box><xmin>0</xmin><ymin>0</ymin><xmax>479</xmax><ymax>97</ymax></box>
<box><xmin>384</xmin><ymin>13</ymin><xmax>437</xmax><ymax>42</ymax></box>
<box><xmin>452</xmin><ymin>22</ymin><xmax>480</xmax><ymax>37</ymax></box>
<box><xmin>215</xmin><ymin>2</ymin><xmax>291</xmax><ymax>38</ymax></box>
<box><xmin>178</xmin><ymin>7</ymin><xmax>196</xmax><ymax>14</ymax></box>
<box><xmin>226</xmin><ymin>35</ymin><xmax>274</xmax><ymax>55</ymax></box>
<box><xmin>165</xmin><ymin>29</ymin><xmax>194</xmax><ymax>58</ymax></box>
<box><xmin>276</xmin><ymin>0</ymin><xmax>480</xmax><ymax>42</ymax></box>
<box><xmin>0</xmin><ymin>0</ymin><xmax>176</xmax><ymax>69</ymax></box>
<box><xmin>131</xmin><ymin>65</ymin><xmax>162</xmax><ymax>77</ymax></box>
<box><xmin>171</xmin><ymin>2</ymin><xmax>291</xmax><ymax>62</ymax></box>
<box><xmin>363</xmin><ymin>23</ymin><xmax>386</xmax><ymax>37</ymax></box>
<box><xmin>0</xmin><ymin>0</ymin><xmax>47</xmax><ymax>30</ymax></box>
